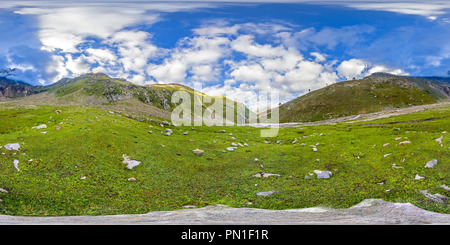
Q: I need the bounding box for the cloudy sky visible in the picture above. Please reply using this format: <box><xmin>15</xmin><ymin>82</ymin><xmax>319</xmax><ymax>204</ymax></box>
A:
<box><xmin>1</xmin><ymin>0</ymin><xmax>450</xmax><ymax>108</ymax></box>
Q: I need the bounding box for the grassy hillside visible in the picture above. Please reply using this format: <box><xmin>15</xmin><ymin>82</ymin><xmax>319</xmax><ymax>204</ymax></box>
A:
<box><xmin>0</xmin><ymin>103</ymin><xmax>448</xmax><ymax>215</ymax></box>
<box><xmin>279</xmin><ymin>73</ymin><xmax>449</xmax><ymax>123</ymax></box>
<box><xmin>6</xmin><ymin>73</ymin><xmax>251</xmax><ymax>124</ymax></box>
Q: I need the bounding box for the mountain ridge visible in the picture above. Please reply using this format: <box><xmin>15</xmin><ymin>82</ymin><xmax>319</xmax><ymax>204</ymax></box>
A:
<box><xmin>0</xmin><ymin>73</ymin><xmax>251</xmax><ymax>123</ymax></box>
<box><xmin>277</xmin><ymin>72</ymin><xmax>450</xmax><ymax>122</ymax></box>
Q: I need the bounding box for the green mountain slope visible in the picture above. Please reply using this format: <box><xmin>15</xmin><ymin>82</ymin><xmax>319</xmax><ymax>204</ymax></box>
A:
<box><xmin>3</xmin><ymin>73</ymin><xmax>251</xmax><ymax>124</ymax></box>
<box><xmin>279</xmin><ymin>73</ymin><xmax>450</xmax><ymax>123</ymax></box>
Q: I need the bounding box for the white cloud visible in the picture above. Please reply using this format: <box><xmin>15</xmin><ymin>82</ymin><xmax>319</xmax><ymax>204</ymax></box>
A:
<box><xmin>85</xmin><ymin>48</ymin><xmax>117</xmax><ymax>65</ymax></box>
<box><xmin>231</xmin><ymin>35</ymin><xmax>290</xmax><ymax>58</ymax></box>
<box><xmin>148</xmin><ymin>60</ymin><xmax>188</xmax><ymax>84</ymax></box>
<box><xmin>16</xmin><ymin>7</ymin><xmax>160</xmax><ymax>53</ymax></box>
<box><xmin>345</xmin><ymin>2</ymin><xmax>450</xmax><ymax>20</ymax></box>
<box><xmin>337</xmin><ymin>58</ymin><xmax>367</xmax><ymax>79</ymax></box>
<box><xmin>65</xmin><ymin>54</ymin><xmax>90</xmax><ymax>76</ymax></box>
<box><xmin>366</xmin><ymin>65</ymin><xmax>409</xmax><ymax>76</ymax></box>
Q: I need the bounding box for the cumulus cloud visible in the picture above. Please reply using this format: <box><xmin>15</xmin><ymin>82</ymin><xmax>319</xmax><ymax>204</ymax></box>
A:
<box><xmin>337</xmin><ymin>59</ymin><xmax>367</xmax><ymax>80</ymax></box>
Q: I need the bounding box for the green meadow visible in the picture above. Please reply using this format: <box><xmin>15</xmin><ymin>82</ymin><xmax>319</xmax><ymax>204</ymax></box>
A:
<box><xmin>0</xmin><ymin>104</ymin><xmax>448</xmax><ymax>216</ymax></box>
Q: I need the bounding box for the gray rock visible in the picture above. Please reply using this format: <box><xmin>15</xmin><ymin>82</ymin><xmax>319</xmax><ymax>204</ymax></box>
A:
<box><xmin>183</xmin><ymin>131</ymin><xmax>189</xmax><ymax>135</ymax></box>
<box><xmin>419</xmin><ymin>190</ymin><xmax>449</xmax><ymax>203</ymax></box>
<box><xmin>256</xmin><ymin>190</ymin><xmax>283</xmax><ymax>197</ymax></box>
<box><xmin>4</xmin><ymin>143</ymin><xmax>20</xmax><ymax>151</ymax></box>
<box><xmin>13</xmin><ymin>159</ymin><xmax>19</xmax><ymax>171</ymax></box>
<box><xmin>161</xmin><ymin>121</ymin><xmax>170</xmax><ymax>126</ymax></box>
<box><xmin>192</xmin><ymin>149</ymin><xmax>204</xmax><ymax>156</ymax></box>
<box><xmin>226</xmin><ymin>147</ymin><xmax>236</xmax><ymax>151</ymax></box>
<box><xmin>415</xmin><ymin>174</ymin><xmax>425</xmax><ymax>180</ymax></box>
<box><xmin>219</xmin><ymin>130</ymin><xmax>226</xmax><ymax>133</ymax></box>
<box><xmin>122</xmin><ymin>154</ymin><xmax>141</xmax><ymax>170</ymax></box>
<box><xmin>32</xmin><ymin>124</ymin><xmax>47</xmax><ymax>129</ymax></box>
<box><xmin>314</xmin><ymin>170</ymin><xmax>332</xmax><ymax>179</ymax></box>
<box><xmin>424</xmin><ymin>159</ymin><xmax>437</xmax><ymax>168</ymax></box>
<box><xmin>253</xmin><ymin>172</ymin><xmax>281</xmax><ymax>178</ymax></box>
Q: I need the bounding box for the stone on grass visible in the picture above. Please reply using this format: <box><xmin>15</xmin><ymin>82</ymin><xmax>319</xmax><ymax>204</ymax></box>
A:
<box><xmin>4</xmin><ymin>143</ymin><xmax>20</xmax><ymax>151</ymax></box>
<box><xmin>226</xmin><ymin>147</ymin><xmax>236</xmax><ymax>151</ymax></box>
<box><xmin>183</xmin><ymin>131</ymin><xmax>189</xmax><ymax>135</ymax></box>
<box><xmin>122</xmin><ymin>154</ymin><xmax>141</xmax><ymax>170</ymax></box>
<box><xmin>435</xmin><ymin>136</ymin><xmax>443</xmax><ymax>147</ymax></box>
<box><xmin>314</xmin><ymin>170</ymin><xmax>332</xmax><ymax>179</ymax></box>
<box><xmin>253</xmin><ymin>172</ymin><xmax>281</xmax><ymax>178</ymax></box>
<box><xmin>424</xmin><ymin>159</ymin><xmax>437</xmax><ymax>168</ymax></box>
<box><xmin>13</xmin><ymin>159</ymin><xmax>20</xmax><ymax>171</ymax></box>
<box><xmin>192</xmin><ymin>149</ymin><xmax>204</xmax><ymax>156</ymax></box>
<box><xmin>256</xmin><ymin>190</ymin><xmax>283</xmax><ymax>197</ymax></box>
<box><xmin>399</xmin><ymin>141</ymin><xmax>411</xmax><ymax>145</ymax></box>
<box><xmin>32</xmin><ymin>124</ymin><xmax>47</xmax><ymax>129</ymax></box>
<box><xmin>419</xmin><ymin>190</ymin><xmax>449</xmax><ymax>203</ymax></box>
<box><xmin>415</xmin><ymin>174</ymin><xmax>425</xmax><ymax>180</ymax></box>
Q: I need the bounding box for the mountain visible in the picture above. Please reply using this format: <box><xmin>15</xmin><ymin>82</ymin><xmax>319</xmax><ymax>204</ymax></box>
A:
<box><xmin>0</xmin><ymin>77</ymin><xmax>35</xmax><ymax>100</ymax></box>
<box><xmin>2</xmin><ymin>73</ymin><xmax>251</xmax><ymax>123</ymax></box>
<box><xmin>278</xmin><ymin>73</ymin><xmax>450</xmax><ymax>122</ymax></box>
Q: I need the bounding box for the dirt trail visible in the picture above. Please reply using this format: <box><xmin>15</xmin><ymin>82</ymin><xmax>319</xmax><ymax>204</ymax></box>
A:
<box><xmin>257</xmin><ymin>102</ymin><xmax>450</xmax><ymax>128</ymax></box>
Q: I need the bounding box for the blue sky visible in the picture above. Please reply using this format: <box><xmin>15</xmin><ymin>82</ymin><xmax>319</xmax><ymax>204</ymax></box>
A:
<box><xmin>1</xmin><ymin>0</ymin><xmax>450</xmax><ymax>108</ymax></box>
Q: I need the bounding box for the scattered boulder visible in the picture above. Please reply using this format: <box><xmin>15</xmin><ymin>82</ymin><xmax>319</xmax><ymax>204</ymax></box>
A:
<box><xmin>415</xmin><ymin>174</ymin><xmax>425</xmax><ymax>180</ymax></box>
<box><xmin>226</xmin><ymin>147</ymin><xmax>236</xmax><ymax>151</ymax></box>
<box><xmin>183</xmin><ymin>131</ymin><xmax>189</xmax><ymax>135</ymax></box>
<box><xmin>419</xmin><ymin>190</ymin><xmax>449</xmax><ymax>203</ymax></box>
<box><xmin>164</xmin><ymin>128</ymin><xmax>172</xmax><ymax>136</ymax></box>
<box><xmin>440</xmin><ymin>185</ymin><xmax>450</xmax><ymax>191</ymax></box>
<box><xmin>253</xmin><ymin>172</ymin><xmax>281</xmax><ymax>178</ymax></box>
<box><xmin>32</xmin><ymin>124</ymin><xmax>47</xmax><ymax>129</ymax></box>
<box><xmin>314</xmin><ymin>170</ymin><xmax>332</xmax><ymax>179</ymax></box>
<box><xmin>399</xmin><ymin>141</ymin><xmax>411</xmax><ymax>145</ymax></box>
<box><xmin>4</xmin><ymin>143</ymin><xmax>20</xmax><ymax>151</ymax></box>
<box><xmin>192</xmin><ymin>149</ymin><xmax>204</xmax><ymax>156</ymax></box>
<box><xmin>0</xmin><ymin>188</ymin><xmax>8</xmax><ymax>193</ymax></box>
<box><xmin>127</xmin><ymin>177</ymin><xmax>137</xmax><ymax>182</ymax></box>
<box><xmin>219</xmin><ymin>130</ymin><xmax>226</xmax><ymax>133</ymax></box>
<box><xmin>424</xmin><ymin>159</ymin><xmax>437</xmax><ymax>168</ymax></box>
<box><xmin>161</xmin><ymin>121</ymin><xmax>170</xmax><ymax>126</ymax></box>
<box><xmin>122</xmin><ymin>154</ymin><xmax>141</xmax><ymax>170</ymax></box>
<box><xmin>435</xmin><ymin>136</ymin><xmax>443</xmax><ymax>147</ymax></box>
<box><xmin>256</xmin><ymin>190</ymin><xmax>283</xmax><ymax>197</ymax></box>
<box><xmin>13</xmin><ymin>159</ymin><xmax>19</xmax><ymax>171</ymax></box>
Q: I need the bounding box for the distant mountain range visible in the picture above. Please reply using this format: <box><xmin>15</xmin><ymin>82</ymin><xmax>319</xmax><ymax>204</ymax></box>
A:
<box><xmin>1</xmin><ymin>72</ymin><xmax>449</xmax><ymax>123</ymax></box>
<box><xmin>0</xmin><ymin>73</ymin><xmax>250</xmax><ymax>123</ymax></box>
<box><xmin>278</xmin><ymin>72</ymin><xmax>450</xmax><ymax>122</ymax></box>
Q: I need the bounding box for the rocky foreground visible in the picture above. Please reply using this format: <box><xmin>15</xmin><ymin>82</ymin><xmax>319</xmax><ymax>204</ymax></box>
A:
<box><xmin>0</xmin><ymin>199</ymin><xmax>449</xmax><ymax>225</ymax></box>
